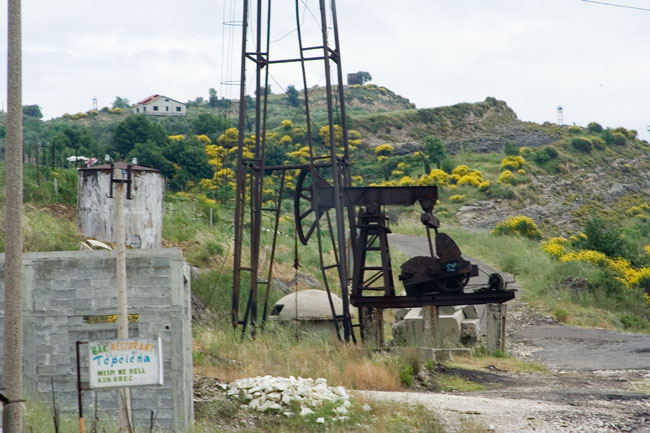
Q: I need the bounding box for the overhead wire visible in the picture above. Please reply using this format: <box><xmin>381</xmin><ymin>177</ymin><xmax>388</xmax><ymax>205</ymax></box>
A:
<box><xmin>580</xmin><ymin>0</ymin><xmax>650</xmax><ymax>11</ymax></box>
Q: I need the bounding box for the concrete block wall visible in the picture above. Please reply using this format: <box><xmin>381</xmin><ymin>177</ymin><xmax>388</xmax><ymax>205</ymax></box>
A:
<box><xmin>0</xmin><ymin>248</ymin><xmax>193</xmax><ymax>432</ymax></box>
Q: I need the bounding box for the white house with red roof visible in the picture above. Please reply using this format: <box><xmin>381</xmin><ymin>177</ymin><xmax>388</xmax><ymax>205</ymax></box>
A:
<box><xmin>134</xmin><ymin>94</ymin><xmax>187</xmax><ymax>116</ymax></box>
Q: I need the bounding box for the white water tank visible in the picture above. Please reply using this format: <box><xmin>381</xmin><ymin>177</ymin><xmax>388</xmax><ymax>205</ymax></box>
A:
<box><xmin>77</xmin><ymin>162</ymin><xmax>164</xmax><ymax>248</ymax></box>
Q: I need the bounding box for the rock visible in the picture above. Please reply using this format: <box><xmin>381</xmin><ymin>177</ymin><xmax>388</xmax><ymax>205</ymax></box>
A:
<box><xmin>300</xmin><ymin>407</ymin><xmax>314</xmax><ymax>416</ymax></box>
<box><xmin>559</xmin><ymin>277</ymin><xmax>588</xmax><ymax>293</ymax></box>
<box><xmin>225</xmin><ymin>375</ymin><xmax>352</xmax><ymax>419</ymax></box>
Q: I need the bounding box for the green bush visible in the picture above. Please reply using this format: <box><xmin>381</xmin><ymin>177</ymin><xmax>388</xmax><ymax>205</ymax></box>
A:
<box><xmin>570</xmin><ymin>137</ymin><xmax>593</xmax><ymax>152</ymax></box>
<box><xmin>567</xmin><ymin>125</ymin><xmax>582</xmax><ymax>134</ymax></box>
<box><xmin>399</xmin><ymin>365</ymin><xmax>414</xmax><ymax>386</ymax></box>
<box><xmin>503</xmin><ymin>140</ymin><xmax>518</xmax><ymax>156</ymax></box>
<box><xmin>590</xmin><ymin>136</ymin><xmax>606</xmax><ymax>150</ymax></box>
<box><xmin>587</xmin><ymin>122</ymin><xmax>603</xmax><ymax>133</ymax></box>
<box><xmin>491</xmin><ymin>215</ymin><xmax>542</xmax><ymax>240</ymax></box>
<box><xmin>555</xmin><ymin>307</ymin><xmax>569</xmax><ymax>323</ymax></box>
<box><xmin>532</xmin><ymin>146</ymin><xmax>559</xmax><ymax>165</ymax></box>
<box><xmin>573</xmin><ymin>216</ymin><xmax>637</xmax><ymax>263</ymax></box>
<box><xmin>611</xmin><ymin>132</ymin><xmax>627</xmax><ymax>146</ymax></box>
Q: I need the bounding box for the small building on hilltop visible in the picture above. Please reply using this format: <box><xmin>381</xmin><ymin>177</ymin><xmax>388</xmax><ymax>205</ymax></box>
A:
<box><xmin>134</xmin><ymin>94</ymin><xmax>186</xmax><ymax>116</ymax></box>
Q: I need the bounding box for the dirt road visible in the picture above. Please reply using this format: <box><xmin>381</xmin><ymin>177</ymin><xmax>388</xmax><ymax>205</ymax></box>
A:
<box><xmin>362</xmin><ymin>234</ymin><xmax>650</xmax><ymax>432</ymax></box>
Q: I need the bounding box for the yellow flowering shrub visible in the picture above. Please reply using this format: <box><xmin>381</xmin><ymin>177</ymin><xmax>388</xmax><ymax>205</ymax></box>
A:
<box><xmin>196</xmin><ymin>134</ymin><xmax>211</xmax><ymax>145</ymax></box>
<box><xmin>644</xmin><ymin>245</ymin><xmax>650</xmax><ymax>256</ymax></box>
<box><xmin>452</xmin><ymin>165</ymin><xmax>470</xmax><ymax>176</ymax></box>
<box><xmin>491</xmin><ymin>216</ymin><xmax>542</xmax><ymax>240</ymax></box>
<box><xmin>519</xmin><ymin>147</ymin><xmax>532</xmax><ymax>155</ymax></box>
<box><xmin>449</xmin><ymin>194</ymin><xmax>465</xmax><ymax>203</ymax></box>
<box><xmin>557</xmin><ymin>248</ymin><xmax>650</xmax><ymax>289</ymax></box>
<box><xmin>280</xmin><ymin>135</ymin><xmax>292</xmax><ymax>146</ymax></box>
<box><xmin>288</xmin><ymin>146</ymin><xmax>310</xmax><ymax>163</ymax></box>
<box><xmin>375</xmin><ymin>144</ymin><xmax>393</xmax><ymax>156</ymax></box>
<box><xmin>478</xmin><ymin>181</ymin><xmax>490</xmax><ymax>192</ymax></box>
<box><xmin>569</xmin><ymin>233</ymin><xmax>587</xmax><ymax>242</ymax></box>
<box><xmin>398</xmin><ymin>176</ymin><xmax>415</xmax><ymax>186</ymax></box>
<box><xmin>457</xmin><ymin>172</ymin><xmax>483</xmax><ymax>187</ymax></box>
<box><xmin>280</xmin><ymin>119</ymin><xmax>293</xmax><ymax>129</ymax></box>
<box><xmin>543</xmin><ymin>237</ymin><xmax>568</xmax><ymax>257</ymax></box>
<box><xmin>110</xmin><ymin>107</ymin><xmax>122</xmax><ymax>114</ymax></box>
<box><xmin>377</xmin><ymin>155</ymin><xmax>389</xmax><ymax>163</ymax></box>
<box><xmin>500</xmin><ymin>155</ymin><xmax>525</xmax><ymax>171</ymax></box>
<box><xmin>218</xmin><ymin>128</ymin><xmax>239</xmax><ymax>146</ymax></box>
<box><xmin>169</xmin><ymin>134</ymin><xmax>184</xmax><ymax>141</ymax></box>
<box><xmin>626</xmin><ymin>206</ymin><xmax>646</xmax><ymax>217</ymax></box>
<box><xmin>497</xmin><ymin>170</ymin><xmax>516</xmax><ymax>184</ymax></box>
<box><xmin>319</xmin><ymin>125</ymin><xmax>343</xmax><ymax>147</ymax></box>
<box><xmin>560</xmin><ymin>249</ymin><xmax>609</xmax><ymax>267</ymax></box>
<box><xmin>417</xmin><ymin>169</ymin><xmax>449</xmax><ymax>186</ymax></box>
<box><xmin>517</xmin><ymin>169</ymin><xmax>526</xmax><ymax>175</ymax></box>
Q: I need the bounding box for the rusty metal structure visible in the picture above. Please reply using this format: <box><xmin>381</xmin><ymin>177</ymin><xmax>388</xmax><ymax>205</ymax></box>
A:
<box><xmin>230</xmin><ymin>0</ymin><xmax>514</xmax><ymax>343</ymax></box>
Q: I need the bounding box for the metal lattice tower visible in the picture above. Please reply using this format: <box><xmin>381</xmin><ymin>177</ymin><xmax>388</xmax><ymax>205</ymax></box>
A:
<box><xmin>557</xmin><ymin>105</ymin><xmax>564</xmax><ymax>125</ymax></box>
<box><xmin>231</xmin><ymin>0</ymin><xmax>355</xmax><ymax>341</ymax></box>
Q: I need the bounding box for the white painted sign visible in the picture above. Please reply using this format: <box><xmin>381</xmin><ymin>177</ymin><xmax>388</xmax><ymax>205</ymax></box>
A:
<box><xmin>88</xmin><ymin>337</ymin><xmax>163</xmax><ymax>389</ymax></box>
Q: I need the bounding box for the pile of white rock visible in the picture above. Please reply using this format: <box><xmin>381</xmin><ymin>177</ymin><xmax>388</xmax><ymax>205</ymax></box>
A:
<box><xmin>224</xmin><ymin>375</ymin><xmax>353</xmax><ymax>421</ymax></box>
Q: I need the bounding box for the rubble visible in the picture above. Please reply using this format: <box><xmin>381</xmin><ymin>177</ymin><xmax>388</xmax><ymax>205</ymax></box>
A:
<box><xmin>224</xmin><ymin>375</ymin><xmax>352</xmax><ymax>421</ymax></box>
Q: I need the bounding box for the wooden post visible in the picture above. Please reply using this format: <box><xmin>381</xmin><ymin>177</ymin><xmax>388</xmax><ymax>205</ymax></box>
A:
<box><xmin>361</xmin><ymin>307</ymin><xmax>384</xmax><ymax>349</ymax></box>
<box><xmin>421</xmin><ymin>305</ymin><xmax>440</xmax><ymax>347</ymax></box>
<box><xmin>486</xmin><ymin>303</ymin><xmax>507</xmax><ymax>354</ymax></box>
<box><xmin>114</xmin><ymin>175</ymin><xmax>132</xmax><ymax>432</ymax></box>
<box><xmin>3</xmin><ymin>0</ymin><xmax>24</xmax><ymax>430</ymax></box>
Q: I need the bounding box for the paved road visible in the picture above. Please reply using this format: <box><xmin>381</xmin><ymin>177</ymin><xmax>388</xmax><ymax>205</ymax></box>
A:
<box><xmin>389</xmin><ymin>233</ymin><xmax>650</xmax><ymax>372</ymax></box>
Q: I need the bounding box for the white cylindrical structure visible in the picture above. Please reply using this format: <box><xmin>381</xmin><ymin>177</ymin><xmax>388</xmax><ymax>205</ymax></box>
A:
<box><xmin>77</xmin><ymin>162</ymin><xmax>164</xmax><ymax>248</ymax></box>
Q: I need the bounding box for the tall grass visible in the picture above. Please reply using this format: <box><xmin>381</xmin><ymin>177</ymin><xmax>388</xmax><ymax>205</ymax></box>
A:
<box><xmin>193</xmin><ymin>321</ymin><xmax>404</xmax><ymax>391</ymax></box>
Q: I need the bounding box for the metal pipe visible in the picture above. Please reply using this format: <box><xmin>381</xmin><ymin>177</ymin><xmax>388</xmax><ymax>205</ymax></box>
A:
<box><xmin>318</xmin><ymin>0</ymin><xmax>352</xmax><ymax>342</ymax></box>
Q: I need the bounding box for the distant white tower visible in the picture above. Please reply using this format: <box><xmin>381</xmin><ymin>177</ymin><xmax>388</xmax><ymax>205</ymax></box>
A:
<box><xmin>92</xmin><ymin>97</ymin><xmax>98</xmax><ymax>111</ymax></box>
<box><xmin>557</xmin><ymin>105</ymin><xmax>564</xmax><ymax>125</ymax></box>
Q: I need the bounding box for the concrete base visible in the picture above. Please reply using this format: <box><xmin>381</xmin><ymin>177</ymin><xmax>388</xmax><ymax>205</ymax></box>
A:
<box><xmin>391</xmin><ymin>305</ymin><xmax>481</xmax><ymax>347</ymax></box>
<box><xmin>393</xmin><ymin>347</ymin><xmax>472</xmax><ymax>363</ymax></box>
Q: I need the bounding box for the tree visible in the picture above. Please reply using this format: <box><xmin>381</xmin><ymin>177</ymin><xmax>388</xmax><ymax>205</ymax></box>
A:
<box><xmin>191</xmin><ymin>113</ymin><xmax>229</xmax><ymax>136</ymax></box>
<box><xmin>503</xmin><ymin>140</ymin><xmax>518</xmax><ymax>156</ymax></box>
<box><xmin>112</xmin><ymin>96</ymin><xmax>131</xmax><ymax>109</ymax></box>
<box><xmin>48</xmin><ymin>124</ymin><xmax>96</xmax><ymax>155</ymax></box>
<box><xmin>112</xmin><ymin>115</ymin><xmax>167</xmax><ymax>157</ymax></box>
<box><xmin>209</xmin><ymin>88</ymin><xmax>218</xmax><ymax>107</ymax></box>
<box><xmin>22</xmin><ymin>104</ymin><xmax>42</xmax><ymax>118</ymax></box>
<box><xmin>356</xmin><ymin>71</ymin><xmax>372</xmax><ymax>85</ymax></box>
<box><xmin>254</xmin><ymin>85</ymin><xmax>271</xmax><ymax>97</ymax></box>
<box><xmin>575</xmin><ymin>216</ymin><xmax>636</xmax><ymax>263</ymax></box>
<box><xmin>286</xmin><ymin>85</ymin><xmax>300</xmax><ymax>107</ymax></box>
<box><xmin>423</xmin><ymin>135</ymin><xmax>447</xmax><ymax>170</ymax></box>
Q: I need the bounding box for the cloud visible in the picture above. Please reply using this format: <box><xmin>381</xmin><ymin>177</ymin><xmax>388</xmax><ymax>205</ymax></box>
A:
<box><xmin>0</xmin><ymin>0</ymin><xmax>648</xmax><ymax>139</ymax></box>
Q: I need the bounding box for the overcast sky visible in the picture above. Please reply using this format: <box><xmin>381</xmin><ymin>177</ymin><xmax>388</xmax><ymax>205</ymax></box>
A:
<box><xmin>1</xmin><ymin>0</ymin><xmax>649</xmax><ymax>140</ymax></box>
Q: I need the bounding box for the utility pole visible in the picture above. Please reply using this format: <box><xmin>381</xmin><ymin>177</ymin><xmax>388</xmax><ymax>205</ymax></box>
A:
<box><xmin>3</xmin><ymin>0</ymin><xmax>24</xmax><ymax>431</ymax></box>
<box><xmin>112</xmin><ymin>165</ymin><xmax>132</xmax><ymax>432</ymax></box>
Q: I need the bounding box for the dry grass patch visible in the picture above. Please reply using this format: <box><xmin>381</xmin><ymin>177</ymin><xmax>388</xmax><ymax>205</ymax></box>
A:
<box><xmin>193</xmin><ymin>325</ymin><xmax>404</xmax><ymax>390</ymax></box>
